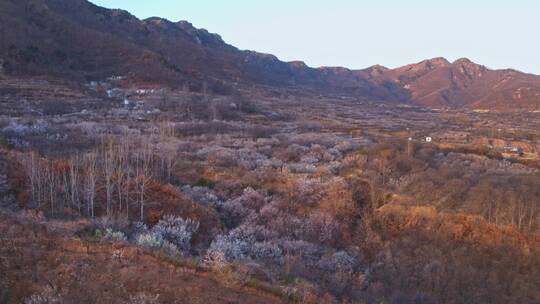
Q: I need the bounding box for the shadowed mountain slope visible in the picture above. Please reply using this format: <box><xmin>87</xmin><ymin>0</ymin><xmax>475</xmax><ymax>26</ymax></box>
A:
<box><xmin>0</xmin><ymin>0</ymin><xmax>405</xmax><ymax>101</ymax></box>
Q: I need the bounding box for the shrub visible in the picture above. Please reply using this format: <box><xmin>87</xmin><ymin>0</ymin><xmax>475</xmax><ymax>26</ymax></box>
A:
<box><xmin>327</xmin><ymin>161</ymin><xmax>342</xmax><ymax>174</ymax></box>
<box><xmin>327</xmin><ymin>148</ymin><xmax>343</xmax><ymax>160</ymax></box>
<box><xmin>286</xmin><ymin>163</ymin><xmax>317</xmax><ymax>174</ymax></box>
<box><xmin>125</xmin><ymin>293</ymin><xmax>160</xmax><ymax>304</ymax></box>
<box><xmin>230</xmin><ymin>224</ymin><xmax>278</xmax><ymax>242</ymax></box>
<box><xmin>221</xmin><ymin>200</ymin><xmax>253</xmax><ymax>228</ymax></box>
<box><xmin>301</xmin><ymin>213</ymin><xmax>339</xmax><ymax>244</ymax></box>
<box><xmin>208</xmin><ymin>234</ymin><xmax>250</xmax><ymax>261</ymax></box>
<box><xmin>281</xmin><ymin>240</ymin><xmax>321</xmax><ymax>262</ymax></box>
<box><xmin>334</xmin><ymin>139</ymin><xmax>361</xmax><ymax>153</ymax></box>
<box><xmin>24</xmin><ymin>286</ymin><xmax>61</xmax><ymax>304</ymax></box>
<box><xmin>251</xmin><ymin>241</ymin><xmax>283</xmax><ymax>260</ymax></box>
<box><xmin>235</xmin><ymin>187</ymin><xmax>266</xmax><ymax>210</ymax></box>
<box><xmin>2</xmin><ymin>119</ymin><xmax>48</xmax><ymax>137</ymax></box>
<box><xmin>96</xmin><ymin>228</ymin><xmax>127</xmax><ymax>242</ymax></box>
<box><xmin>284</xmin><ymin>144</ymin><xmax>308</xmax><ymax>162</ymax></box>
<box><xmin>136</xmin><ymin>232</ymin><xmax>179</xmax><ymax>254</ymax></box>
<box><xmin>221</xmin><ymin>188</ymin><xmax>266</xmax><ymax>227</ymax></box>
<box><xmin>300</xmin><ymin>155</ymin><xmax>319</xmax><ymax>164</ymax></box>
<box><xmin>279</xmin><ymin>133</ymin><xmax>342</xmax><ymax>148</ymax></box>
<box><xmin>317</xmin><ymin>251</ymin><xmax>358</xmax><ymax>273</ymax></box>
<box><xmin>202</xmin><ymin>250</ymin><xmax>229</xmax><ymax>270</ymax></box>
<box><xmin>180</xmin><ymin>185</ymin><xmax>222</xmax><ymax>208</ymax></box>
<box><xmin>152</xmin><ymin>215</ymin><xmax>200</xmax><ymax>253</ymax></box>
<box><xmin>132</xmin><ymin>221</ymin><xmax>149</xmax><ymax>236</ymax></box>
<box><xmin>208</xmin><ymin>224</ymin><xmax>283</xmax><ymax>262</ymax></box>
<box><xmin>24</xmin><ymin>294</ymin><xmax>60</xmax><ymax>304</ymax></box>
<box><xmin>195</xmin><ymin>177</ymin><xmax>215</xmax><ymax>189</ymax></box>
<box><xmin>236</xmin><ymin>149</ymin><xmax>268</xmax><ymax>170</ymax></box>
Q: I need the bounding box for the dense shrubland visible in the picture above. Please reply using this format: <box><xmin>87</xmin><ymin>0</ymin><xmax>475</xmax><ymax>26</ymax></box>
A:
<box><xmin>1</xmin><ymin>92</ymin><xmax>539</xmax><ymax>303</ymax></box>
<box><xmin>372</xmin><ymin>144</ymin><xmax>540</xmax><ymax>233</ymax></box>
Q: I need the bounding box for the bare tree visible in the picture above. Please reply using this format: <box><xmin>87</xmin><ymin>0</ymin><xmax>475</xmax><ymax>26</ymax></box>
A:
<box><xmin>157</xmin><ymin>120</ymin><xmax>176</xmax><ymax>138</ymax></box>
<box><xmin>36</xmin><ymin>157</ymin><xmax>44</xmax><ymax>209</ymax></box>
<box><xmin>134</xmin><ymin>141</ymin><xmax>154</xmax><ymax>221</ymax></box>
<box><xmin>113</xmin><ymin>136</ymin><xmax>133</xmax><ymax>219</ymax></box>
<box><xmin>61</xmin><ymin>161</ymin><xmax>70</xmax><ymax>213</ymax></box>
<box><xmin>84</xmin><ymin>152</ymin><xmax>98</xmax><ymax>218</ymax></box>
<box><xmin>156</xmin><ymin>122</ymin><xmax>177</xmax><ymax>184</ymax></box>
<box><xmin>163</xmin><ymin>150</ymin><xmax>176</xmax><ymax>184</ymax></box>
<box><xmin>44</xmin><ymin>161</ymin><xmax>58</xmax><ymax>216</ymax></box>
<box><xmin>102</xmin><ymin>139</ymin><xmax>115</xmax><ymax>217</ymax></box>
<box><xmin>528</xmin><ymin>199</ymin><xmax>537</xmax><ymax>232</ymax></box>
<box><xmin>68</xmin><ymin>156</ymin><xmax>81</xmax><ymax>214</ymax></box>
<box><xmin>19</xmin><ymin>133</ymin><xmax>181</xmax><ymax>220</ymax></box>
<box><xmin>23</xmin><ymin>152</ymin><xmax>40</xmax><ymax>208</ymax></box>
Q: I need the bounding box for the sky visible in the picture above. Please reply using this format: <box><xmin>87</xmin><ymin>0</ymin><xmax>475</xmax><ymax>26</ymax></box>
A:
<box><xmin>90</xmin><ymin>0</ymin><xmax>540</xmax><ymax>74</ymax></box>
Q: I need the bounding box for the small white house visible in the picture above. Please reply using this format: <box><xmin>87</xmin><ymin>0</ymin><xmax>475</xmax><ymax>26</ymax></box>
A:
<box><xmin>425</xmin><ymin>137</ymin><xmax>432</xmax><ymax>143</ymax></box>
<box><xmin>124</xmin><ymin>99</ymin><xmax>130</xmax><ymax>106</ymax></box>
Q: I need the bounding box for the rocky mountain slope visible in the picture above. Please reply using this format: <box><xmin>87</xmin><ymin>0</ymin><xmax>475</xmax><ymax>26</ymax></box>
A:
<box><xmin>360</xmin><ymin>58</ymin><xmax>540</xmax><ymax>110</ymax></box>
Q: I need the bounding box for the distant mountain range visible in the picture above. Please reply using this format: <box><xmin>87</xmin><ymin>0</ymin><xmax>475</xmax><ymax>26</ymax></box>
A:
<box><xmin>1</xmin><ymin>0</ymin><xmax>540</xmax><ymax>111</ymax></box>
<box><xmin>358</xmin><ymin>58</ymin><xmax>540</xmax><ymax>110</ymax></box>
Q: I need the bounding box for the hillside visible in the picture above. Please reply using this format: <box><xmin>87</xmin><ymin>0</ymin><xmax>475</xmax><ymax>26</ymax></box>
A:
<box><xmin>0</xmin><ymin>208</ymin><xmax>284</xmax><ymax>303</ymax></box>
<box><xmin>0</xmin><ymin>0</ymin><xmax>406</xmax><ymax>101</ymax></box>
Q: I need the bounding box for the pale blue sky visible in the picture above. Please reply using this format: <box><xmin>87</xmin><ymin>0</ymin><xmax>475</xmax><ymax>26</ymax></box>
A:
<box><xmin>90</xmin><ymin>0</ymin><xmax>540</xmax><ymax>74</ymax></box>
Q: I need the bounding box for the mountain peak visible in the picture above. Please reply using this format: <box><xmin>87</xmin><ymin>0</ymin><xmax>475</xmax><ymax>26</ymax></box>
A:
<box><xmin>288</xmin><ymin>61</ymin><xmax>309</xmax><ymax>69</ymax></box>
<box><xmin>452</xmin><ymin>57</ymin><xmax>486</xmax><ymax>69</ymax></box>
<box><xmin>426</xmin><ymin>57</ymin><xmax>451</xmax><ymax>67</ymax></box>
<box><xmin>144</xmin><ymin>17</ymin><xmax>175</xmax><ymax>28</ymax></box>
<box><xmin>395</xmin><ymin>57</ymin><xmax>450</xmax><ymax>73</ymax></box>
<box><xmin>453</xmin><ymin>57</ymin><xmax>474</xmax><ymax>65</ymax></box>
<box><xmin>453</xmin><ymin>57</ymin><xmax>487</xmax><ymax>76</ymax></box>
<box><xmin>361</xmin><ymin>64</ymin><xmax>390</xmax><ymax>78</ymax></box>
<box><xmin>370</xmin><ymin>64</ymin><xmax>389</xmax><ymax>71</ymax></box>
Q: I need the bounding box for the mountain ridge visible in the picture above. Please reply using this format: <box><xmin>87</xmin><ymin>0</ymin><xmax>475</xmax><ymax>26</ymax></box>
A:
<box><xmin>359</xmin><ymin>57</ymin><xmax>540</xmax><ymax>110</ymax></box>
<box><xmin>0</xmin><ymin>0</ymin><xmax>408</xmax><ymax>102</ymax></box>
<box><xmin>1</xmin><ymin>0</ymin><xmax>540</xmax><ymax>110</ymax></box>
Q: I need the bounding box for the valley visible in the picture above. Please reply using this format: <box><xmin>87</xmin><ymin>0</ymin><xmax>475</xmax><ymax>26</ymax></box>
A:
<box><xmin>0</xmin><ymin>0</ymin><xmax>539</xmax><ymax>303</ymax></box>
